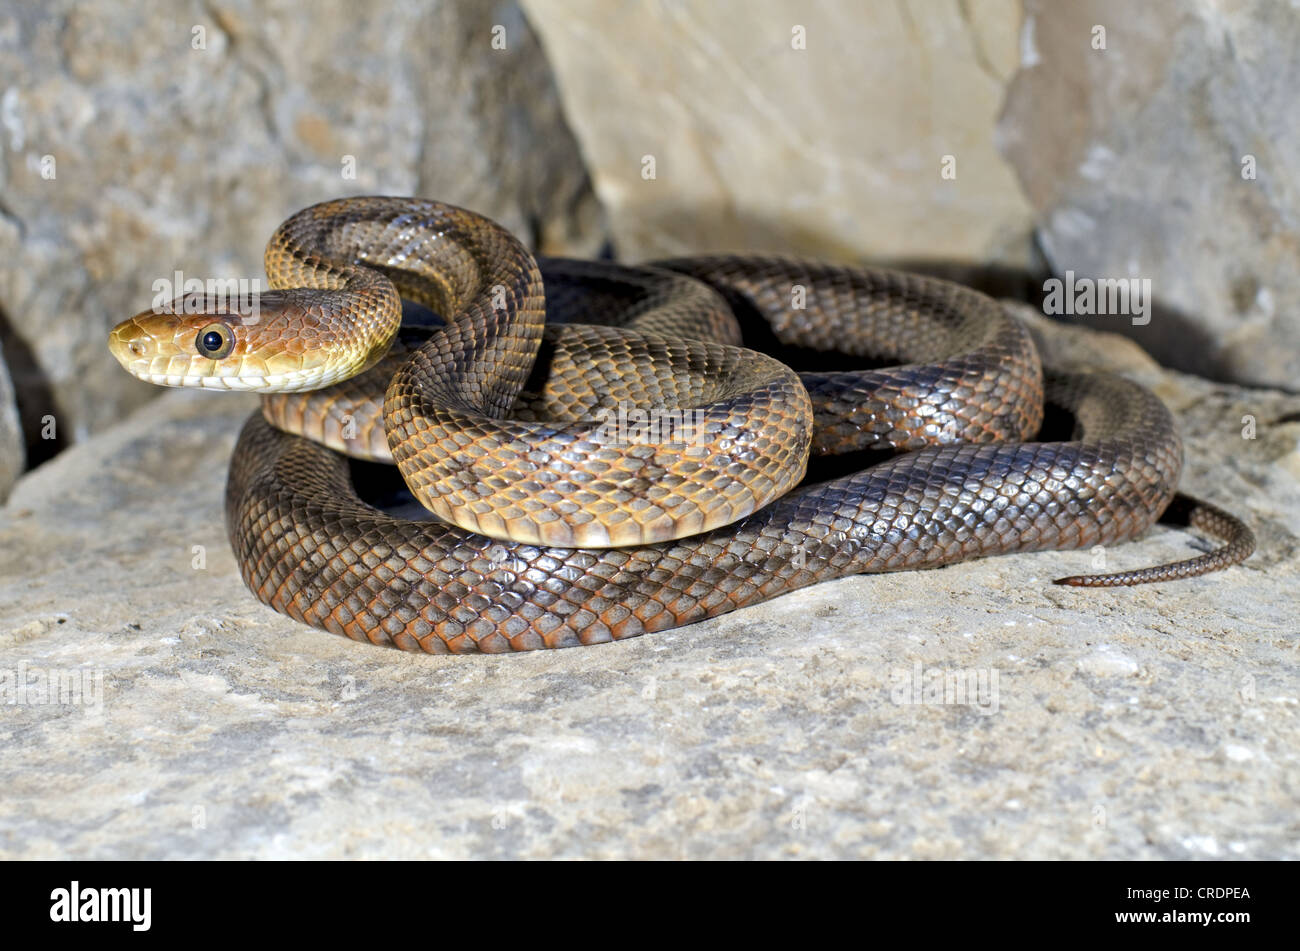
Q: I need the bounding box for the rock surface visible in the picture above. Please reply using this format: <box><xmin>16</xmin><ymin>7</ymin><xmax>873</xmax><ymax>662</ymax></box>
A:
<box><xmin>0</xmin><ymin>0</ymin><xmax>602</xmax><ymax>463</ymax></box>
<box><xmin>0</xmin><ymin>338</ymin><xmax>20</xmax><ymax>501</ymax></box>
<box><xmin>1</xmin><ymin>317</ymin><xmax>1296</xmax><ymax>859</ymax></box>
<box><xmin>522</xmin><ymin>0</ymin><xmax>1035</xmax><ymax>265</ymax></box>
<box><xmin>999</xmin><ymin>0</ymin><xmax>1300</xmax><ymax>390</ymax></box>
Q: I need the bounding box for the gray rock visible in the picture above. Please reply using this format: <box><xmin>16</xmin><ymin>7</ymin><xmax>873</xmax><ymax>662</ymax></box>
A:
<box><xmin>1</xmin><ymin>317</ymin><xmax>1295</xmax><ymax>859</ymax></box>
<box><xmin>0</xmin><ymin>337</ymin><xmax>20</xmax><ymax>500</ymax></box>
<box><xmin>0</xmin><ymin>0</ymin><xmax>603</xmax><ymax>463</ymax></box>
<box><xmin>998</xmin><ymin>0</ymin><xmax>1300</xmax><ymax>389</ymax></box>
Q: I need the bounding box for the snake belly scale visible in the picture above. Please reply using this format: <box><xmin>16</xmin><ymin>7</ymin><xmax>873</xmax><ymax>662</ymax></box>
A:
<box><xmin>108</xmin><ymin>197</ymin><xmax>1255</xmax><ymax>653</ymax></box>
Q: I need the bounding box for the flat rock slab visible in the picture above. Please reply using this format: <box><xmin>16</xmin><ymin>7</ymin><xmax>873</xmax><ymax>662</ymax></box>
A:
<box><xmin>1</xmin><ymin>321</ymin><xmax>1297</xmax><ymax>859</ymax></box>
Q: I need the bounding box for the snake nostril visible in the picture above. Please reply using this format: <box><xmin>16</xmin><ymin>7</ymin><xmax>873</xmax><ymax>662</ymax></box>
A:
<box><xmin>127</xmin><ymin>338</ymin><xmax>147</xmax><ymax>357</ymax></box>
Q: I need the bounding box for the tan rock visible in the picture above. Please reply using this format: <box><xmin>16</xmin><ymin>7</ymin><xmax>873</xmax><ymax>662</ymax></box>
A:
<box><xmin>1</xmin><ymin>317</ymin><xmax>1294</xmax><ymax>858</ymax></box>
<box><xmin>523</xmin><ymin>0</ymin><xmax>1034</xmax><ymax>264</ymax></box>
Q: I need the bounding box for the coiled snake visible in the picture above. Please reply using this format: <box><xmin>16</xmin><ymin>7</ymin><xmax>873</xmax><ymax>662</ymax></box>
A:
<box><xmin>108</xmin><ymin>197</ymin><xmax>1254</xmax><ymax>653</ymax></box>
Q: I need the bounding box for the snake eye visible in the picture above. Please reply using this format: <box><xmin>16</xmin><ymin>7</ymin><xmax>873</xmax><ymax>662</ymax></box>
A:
<box><xmin>195</xmin><ymin>322</ymin><xmax>234</xmax><ymax>360</ymax></box>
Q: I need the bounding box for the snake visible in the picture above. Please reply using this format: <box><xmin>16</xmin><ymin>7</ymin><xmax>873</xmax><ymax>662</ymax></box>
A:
<box><xmin>107</xmin><ymin>196</ymin><xmax>1255</xmax><ymax>653</ymax></box>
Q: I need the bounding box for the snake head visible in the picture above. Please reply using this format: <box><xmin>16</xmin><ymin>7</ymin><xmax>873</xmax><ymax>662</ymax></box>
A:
<box><xmin>108</xmin><ymin>289</ymin><xmax>389</xmax><ymax>392</ymax></box>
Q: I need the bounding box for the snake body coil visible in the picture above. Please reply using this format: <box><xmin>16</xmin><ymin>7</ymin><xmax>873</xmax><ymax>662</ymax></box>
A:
<box><xmin>109</xmin><ymin>197</ymin><xmax>1255</xmax><ymax>653</ymax></box>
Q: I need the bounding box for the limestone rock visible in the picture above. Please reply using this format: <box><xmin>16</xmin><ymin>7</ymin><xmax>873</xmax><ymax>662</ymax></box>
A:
<box><xmin>522</xmin><ymin>0</ymin><xmax>1035</xmax><ymax>265</ymax></box>
<box><xmin>1</xmin><ymin>316</ymin><xmax>1295</xmax><ymax>858</ymax></box>
<box><xmin>0</xmin><ymin>0</ymin><xmax>602</xmax><ymax>465</ymax></box>
<box><xmin>998</xmin><ymin>0</ymin><xmax>1300</xmax><ymax>389</ymax></box>
<box><xmin>0</xmin><ymin>337</ymin><xmax>20</xmax><ymax>500</ymax></box>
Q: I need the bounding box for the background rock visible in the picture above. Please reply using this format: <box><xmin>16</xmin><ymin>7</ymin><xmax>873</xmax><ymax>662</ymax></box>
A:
<box><xmin>998</xmin><ymin>0</ymin><xmax>1300</xmax><ymax>389</ymax></box>
<box><xmin>1</xmin><ymin>318</ymin><xmax>1295</xmax><ymax>859</ymax></box>
<box><xmin>522</xmin><ymin>0</ymin><xmax>1036</xmax><ymax>265</ymax></box>
<box><xmin>0</xmin><ymin>0</ymin><xmax>603</xmax><ymax>468</ymax></box>
<box><xmin>0</xmin><ymin>337</ymin><xmax>20</xmax><ymax>500</ymax></box>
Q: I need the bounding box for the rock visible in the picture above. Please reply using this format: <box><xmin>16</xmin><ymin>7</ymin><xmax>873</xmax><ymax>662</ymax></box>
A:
<box><xmin>998</xmin><ymin>0</ymin><xmax>1300</xmax><ymax>390</ymax></box>
<box><xmin>0</xmin><ymin>0</ymin><xmax>603</xmax><ymax>466</ymax></box>
<box><xmin>0</xmin><ymin>337</ymin><xmax>20</xmax><ymax>501</ymax></box>
<box><xmin>2</xmin><ymin>316</ymin><xmax>1296</xmax><ymax>859</ymax></box>
<box><xmin>1005</xmin><ymin>299</ymin><xmax>1162</xmax><ymax>377</ymax></box>
<box><xmin>522</xmin><ymin>0</ymin><xmax>1035</xmax><ymax>265</ymax></box>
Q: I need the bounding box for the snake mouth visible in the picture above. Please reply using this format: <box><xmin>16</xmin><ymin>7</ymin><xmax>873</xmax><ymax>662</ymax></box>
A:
<box><xmin>107</xmin><ymin>319</ymin><xmax>158</xmax><ymax>377</ymax></box>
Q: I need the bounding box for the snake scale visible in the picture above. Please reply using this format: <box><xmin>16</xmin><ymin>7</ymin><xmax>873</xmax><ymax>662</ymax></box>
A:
<box><xmin>108</xmin><ymin>197</ymin><xmax>1255</xmax><ymax>653</ymax></box>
